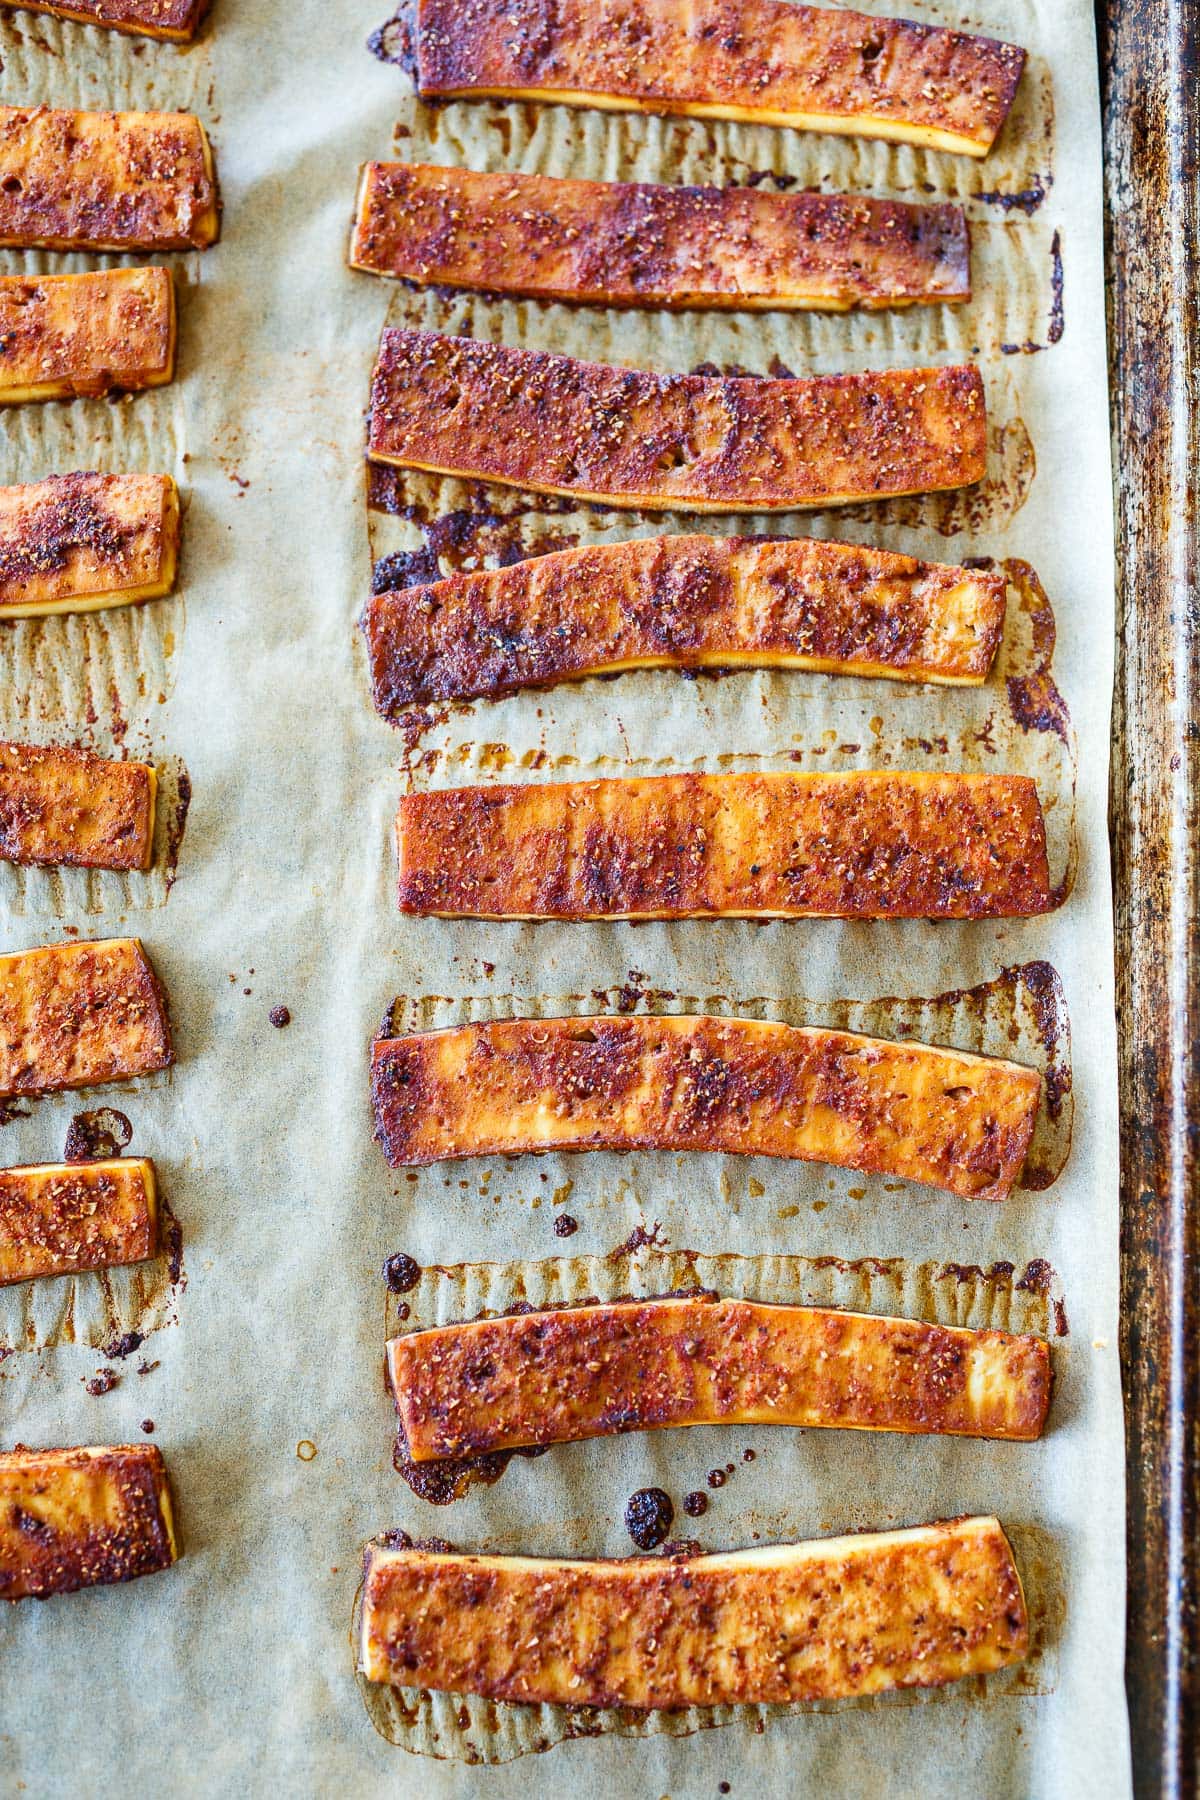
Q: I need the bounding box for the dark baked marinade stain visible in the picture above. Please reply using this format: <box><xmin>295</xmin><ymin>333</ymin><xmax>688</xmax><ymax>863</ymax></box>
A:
<box><xmin>1004</xmin><ymin>560</ymin><xmax>1071</xmax><ymax>743</ymax></box>
<box><xmin>367</xmin><ymin>4</ymin><xmax>418</xmax><ymax>75</ymax></box>
<box><xmin>609</xmin><ymin>1221</ymin><xmax>668</xmax><ymax>1259</ymax></box>
<box><xmin>64</xmin><ymin>1106</ymin><xmax>133</xmax><ymax>1162</ymax></box>
<box><xmin>161</xmin><ymin>1203</ymin><xmax>185</xmax><ymax>1289</ymax></box>
<box><xmin>552</xmin><ymin>1212</ymin><xmax>578</xmax><ymax>1237</ymax></box>
<box><xmin>393</xmin><ymin>1422</ymin><xmax>547</xmax><ymax>1505</ymax></box>
<box><xmin>1048</xmin><ymin>230</ymin><xmax>1064</xmax><ymax>344</ymax></box>
<box><xmin>368</xmin><ymin>479</ymin><xmax>583</xmax><ymax>577</ymax></box>
<box><xmin>269</xmin><ymin>1005</ymin><xmax>291</xmax><ymax>1028</ymax></box>
<box><xmin>0</xmin><ymin>474</ymin><xmax>138</xmax><ymax>586</ymax></box>
<box><xmin>0</xmin><ymin>1099</ymin><xmax>31</xmax><ymax>1126</ymax></box>
<box><xmin>383</xmin><ymin>1251</ymin><xmax>422</xmax><ymax>1293</ymax></box>
<box><xmin>1018</xmin><ymin>959</ymin><xmax>1073</xmax><ymax>1125</ymax></box>
<box><xmin>592</xmin><ymin>969</ymin><xmax>677</xmax><ymax>1015</ymax></box>
<box><xmin>84</xmin><ymin>1367</ymin><xmax>118</xmax><ymax>1395</ymax></box>
<box><xmin>976</xmin><ymin>173</ymin><xmax>1051</xmax><ymax>214</ymax></box>
<box><xmin>683</xmin><ymin>1489</ymin><xmax>708</xmax><ymax>1517</ymax></box>
<box><xmin>373</xmin><ymin>547</ymin><xmax>440</xmax><ymax>592</ymax></box>
<box><xmin>624</xmin><ymin>1487</ymin><xmax>673</xmax><ymax>1550</ymax></box>
<box><xmin>104</xmin><ymin>1329</ymin><xmax>144</xmax><ymax>1360</ymax></box>
<box><xmin>164</xmin><ymin>766</ymin><xmax>192</xmax><ymax>894</ymax></box>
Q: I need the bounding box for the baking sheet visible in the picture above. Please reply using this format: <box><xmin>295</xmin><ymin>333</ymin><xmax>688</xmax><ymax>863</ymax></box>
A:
<box><xmin>0</xmin><ymin>0</ymin><xmax>1127</xmax><ymax>1794</ymax></box>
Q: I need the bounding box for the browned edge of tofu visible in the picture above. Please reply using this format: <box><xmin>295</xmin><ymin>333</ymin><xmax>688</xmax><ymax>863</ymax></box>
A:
<box><xmin>0</xmin><ymin>267</ymin><xmax>176</xmax><ymax>405</ymax></box>
<box><xmin>0</xmin><ymin>472</ymin><xmax>180</xmax><ymax>618</ymax></box>
<box><xmin>388</xmin><ymin>1294</ymin><xmax>1054</xmax><ymax>1461</ymax></box>
<box><xmin>364</xmin><ymin>533</ymin><xmax>1007</xmax><ymax>710</ymax></box>
<box><xmin>0</xmin><ymin>1157</ymin><xmax>157</xmax><ymax>1287</ymax></box>
<box><xmin>0</xmin><ymin>0</ymin><xmax>211</xmax><ymax>39</ymax></box>
<box><xmin>359</xmin><ymin>1516</ymin><xmax>1029</xmax><ymax>1706</ymax></box>
<box><xmin>413</xmin><ymin>0</ymin><xmax>1027</xmax><ymax>158</ymax></box>
<box><xmin>0</xmin><ymin>936</ymin><xmax>174</xmax><ymax>1099</ymax></box>
<box><xmin>0</xmin><ymin>107</ymin><xmax>219</xmax><ymax>252</ymax></box>
<box><xmin>371</xmin><ymin>1014</ymin><xmax>1042</xmax><ymax>1201</ymax></box>
<box><xmin>0</xmin><ymin>741</ymin><xmax>157</xmax><ymax>871</ymax></box>
<box><xmin>0</xmin><ymin>1443</ymin><xmax>178</xmax><ymax>1598</ymax></box>
<box><xmin>349</xmin><ymin>162</ymin><xmax>971</xmax><ymax>311</ymax></box>
<box><xmin>367</xmin><ymin>329</ymin><xmax>988</xmax><ymax>513</ymax></box>
<box><xmin>393</xmin><ymin>771</ymin><xmax>1054</xmax><ymax>921</ymax></box>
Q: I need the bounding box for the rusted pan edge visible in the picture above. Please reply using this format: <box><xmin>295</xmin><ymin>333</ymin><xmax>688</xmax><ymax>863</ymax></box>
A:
<box><xmin>1098</xmin><ymin>0</ymin><xmax>1200</xmax><ymax>1793</ymax></box>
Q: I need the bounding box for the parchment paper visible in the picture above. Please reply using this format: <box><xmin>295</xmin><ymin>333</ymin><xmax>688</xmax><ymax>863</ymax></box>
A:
<box><xmin>0</xmin><ymin>0</ymin><xmax>1127</xmax><ymax>1793</ymax></box>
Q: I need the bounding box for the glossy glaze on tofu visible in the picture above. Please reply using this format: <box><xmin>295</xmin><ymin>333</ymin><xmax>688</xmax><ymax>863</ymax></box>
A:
<box><xmin>0</xmin><ymin>742</ymin><xmax>156</xmax><ymax>871</ymax></box>
<box><xmin>0</xmin><ymin>0</ymin><xmax>210</xmax><ymax>39</ymax></box>
<box><xmin>0</xmin><ymin>474</ymin><xmax>179</xmax><ymax>618</ymax></box>
<box><xmin>0</xmin><ymin>937</ymin><xmax>173</xmax><ymax>1099</ymax></box>
<box><xmin>371</xmin><ymin>1014</ymin><xmax>1041</xmax><ymax>1200</ymax></box>
<box><xmin>351</xmin><ymin>162</ymin><xmax>970</xmax><ymax>311</ymax></box>
<box><xmin>0</xmin><ymin>1445</ymin><xmax>177</xmax><ymax>1599</ymax></box>
<box><xmin>0</xmin><ymin>268</ymin><xmax>175</xmax><ymax>405</ymax></box>
<box><xmin>413</xmin><ymin>0</ymin><xmax>1026</xmax><ymax>156</ymax></box>
<box><xmin>364</xmin><ymin>534</ymin><xmax>1007</xmax><ymax>710</ymax></box>
<box><xmin>359</xmin><ymin>1517</ymin><xmax>1030</xmax><ymax>1706</ymax></box>
<box><xmin>0</xmin><ymin>1158</ymin><xmax>158</xmax><ymax>1287</ymax></box>
<box><xmin>367</xmin><ymin>330</ymin><xmax>988</xmax><ymax>513</ymax></box>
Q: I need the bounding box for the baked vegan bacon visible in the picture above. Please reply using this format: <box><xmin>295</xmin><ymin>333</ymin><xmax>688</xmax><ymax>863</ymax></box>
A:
<box><xmin>0</xmin><ymin>107</ymin><xmax>219</xmax><ymax>253</ymax></box>
<box><xmin>0</xmin><ymin>1158</ymin><xmax>158</xmax><ymax>1287</ymax></box>
<box><xmin>413</xmin><ymin>0</ymin><xmax>1026</xmax><ymax>157</ymax></box>
<box><xmin>0</xmin><ymin>268</ymin><xmax>175</xmax><ymax>405</ymax></box>
<box><xmin>389</xmin><ymin>1296</ymin><xmax>1053</xmax><ymax>1460</ymax></box>
<box><xmin>0</xmin><ymin>937</ymin><xmax>173</xmax><ymax>1099</ymax></box>
<box><xmin>359</xmin><ymin>1517</ymin><xmax>1030</xmax><ymax>1707</ymax></box>
<box><xmin>371</xmin><ymin>1015</ymin><xmax>1041</xmax><ymax>1201</ymax></box>
<box><xmin>2</xmin><ymin>0</ymin><xmax>211</xmax><ymax>38</ymax></box>
<box><xmin>0</xmin><ymin>1445</ymin><xmax>177</xmax><ymax>1600</ymax></box>
<box><xmin>365</xmin><ymin>534</ymin><xmax>1007</xmax><ymax>711</ymax></box>
<box><xmin>0</xmin><ymin>741</ymin><xmax>156</xmax><ymax>871</ymax></box>
<box><xmin>394</xmin><ymin>771</ymin><xmax>1053</xmax><ymax>921</ymax></box>
<box><xmin>350</xmin><ymin>162</ymin><xmax>971</xmax><ymax>312</ymax></box>
<box><xmin>0</xmin><ymin>473</ymin><xmax>180</xmax><ymax>619</ymax></box>
<box><xmin>367</xmin><ymin>330</ymin><xmax>988</xmax><ymax>514</ymax></box>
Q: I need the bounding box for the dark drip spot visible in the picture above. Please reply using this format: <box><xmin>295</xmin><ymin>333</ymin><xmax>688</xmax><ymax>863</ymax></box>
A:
<box><xmin>683</xmin><ymin>1490</ymin><xmax>708</xmax><ymax>1517</ymax></box>
<box><xmin>64</xmin><ymin>1108</ymin><xmax>133</xmax><ymax>1163</ymax></box>
<box><xmin>625</xmin><ymin>1487</ymin><xmax>674</xmax><ymax>1551</ymax></box>
<box><xmin>383</xmin><ymin>1252</ymin><xmax>421</xmax><ymax>1293</ymax></box>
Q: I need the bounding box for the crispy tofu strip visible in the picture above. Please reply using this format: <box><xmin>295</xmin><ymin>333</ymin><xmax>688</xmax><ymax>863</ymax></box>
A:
<box><xmin>1</xmin><ymin>0</ymin><xmax>210</xmax><ymax>38</ymax></box>
<box><xmin>0</xmin><ymin>107</ymin><xmax>218</xmax><ymax>252</ymax></box>
<box><xmin>389</xmin><ymin>1296</ymin><xmax>1052</xmax><ymax>1459</ymax></box>
<box><xmin>0</xmin><ymin>1157</ymin><xmax>157</xmax><ymax>1287</ymax></box>
<box><xmin>368</xmin><ymin>331</ymin><xmax>987</xmax><ymax>514</ymax></box>
<box><xmin>0</xmin><ymin>267</ymin><xmax>175</xmax><ymax>405</ymax></box>
<box><xmin>371</xmin><ymin>1015</ymin><xmax>1041</xmax><ymax>1200</ymax></box>
<box><xmin>365</xmin><ymin>534</ymin><xmax>1006</xmax><ymax>710</ymax></box>
<box><xmin>395</xmin><ymin>771</ymin><xmax>1053</xmax><ymax>921</ymax></box>
<box><xmin>414</xmin><ymin>0</ymin><xmax>1026</xmax><ymax>157</ymax></box>
<box><xmin>0</xmin><ymin>937</ymin><xmax>173</xmax><ymax>1099</ymax></box>
<box><xmin>350</xmin><ymin>163</ymin><xmax>970</xmax><ymax>312</ymax></box>
<box><xmin>0</xmin><ymin>474</ymin><xmax>179</xmax><ymax>618</ymax></box>
<box><xmin>0</xmin><ymin>1445</ymin><xmax>177</xmax><ymax>1599</ymax></box>
<box><xmin>360</xmin><ymin>1517</ymin><xmax>1029</xmax><ymax>1706</ymax></box>
<box><xmin>0</xmin><ymin>741</ymin><xmax>156</xmax><ymax>871</ymax></box>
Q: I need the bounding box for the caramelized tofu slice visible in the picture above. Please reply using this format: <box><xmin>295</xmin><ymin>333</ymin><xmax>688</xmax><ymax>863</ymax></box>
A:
<box><xmin>0</xmin><ymin>267</ymin><xmax>175</xmax><ymax>405</ymax></box>
<box><xmin>0</xmin><ymin>937</ymin><xmax>173</xmax><ymax>1099</ymax></box>
<box><xmin>0</xmin><ymin>107</ymin><xmax>218</xmax><ymax>252</ymax></box>
<box><xmin>360</xmin><ymin>1517</ymin><xmax>1030</xmax><ymax>1706</ymax></box>
<box><xmin>365</xmin><ymin>534</ymin><xmax>1006</xmax><ymax>710</ymax></box>
<box><xmin>350</xmin><ymin>163</ymin><xmax>970</xmax><ymax>311</ymax></box>
<box><xmin>389</xmin><ymin>1296</ymin><xmax>1053</xmax><ymax>1459</ymax></box>
<box><xmin>371</xmin><ymin>1015</ymin><xmax>1041</xmax><ymax>1200</ymax></box>
<box><xmin>414</xmin><ymin>0</ymin><xmax>1026</xmax><ymax>156</ymax></box>
<box><xmin>0</xmin><ymin>0</ymin><xmax>210</xmax><ymax>39</ymax></box>
<box><xmin>0</xmin><ymin>1445</ymin><xmax>177</xmax><ymax>1599</ymax></box>
<box><xmin>367</xmin><ymin>330</ymin><xmax>988</xmax><ymax>513</ymax></box>
<box><xmin>0</xmin><ymin>474</ymin><xmax>179</xmax><ymax>618</ymax></box>
<box><xmin>395</xmin><ymin>771</ymin><xmax>1053</xmax><ymax>921</ymax></box>
<box><xmin>0</xmin><ymin>1157</ymin><xmax>157</xmax><ymax>1286</ymax></box>
<box><xmin>0</xmin><ymin>741</ymin><xmax>156</xmax><ymax>871</ymax></box>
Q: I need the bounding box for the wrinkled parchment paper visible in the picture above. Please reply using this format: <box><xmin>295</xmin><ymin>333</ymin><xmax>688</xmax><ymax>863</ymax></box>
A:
<box><xmin>0</xmin><ymin>0</ymin><xmax>1127</xmax><ymax>1792</ymax></box>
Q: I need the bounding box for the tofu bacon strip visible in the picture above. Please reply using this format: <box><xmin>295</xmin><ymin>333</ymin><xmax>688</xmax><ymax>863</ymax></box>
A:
<box><xmin>0</xmin><ymin>937</ymin><xmax>173</xmax><ymax>1099</ymax></box>
<box><xmin>0</xmin><ymin>0</ymin><xmax>210</xmax><ymax>39</ymax></box>
<box><xmin>368</xmin><ymin>330</ymin><xmax>988</xmax><ymax>513</ymax></box>
<box><xmin>360</xmin><ymin>1517</ymin><xmax>1030</xmax><ymax>1706</ymax></box>
<box><xmin>0</xmin><ymin>1445</ymin><xmax>177</xmax><ymax>1599</ymax></box>
<box><xmin>0</xmin><ymin>107</ymin><xmax>219</xmax><ymax>252</ymax></box>
<box><xmin>395</xmin><ymin>771</ymin><xmax>1053</xmax><ymax>921</ymax></box>
<box><xmin>0</xmin><ymin>268</ymin><xmax>175</xmax><ymax>405</ymax></box>
<box><xmin>365</xmin><ymin>534</ymin><xmax>1007</xmax><ymax>711</ymax></box>
<box><xmin>371</xmin><ymin>1015</ymin><xmax>1041</xmax><ymax>1201</ymax></box>
<box><xmin>0</xmin><ymin>473</ymin><xmax>179</xmax><ymax>618</ymax></box>
<box><xmin>351</xmin><ymin>163</ymin><xmax>970</xmax><ymax>312</ymax></box>
<box><xmin>0</xmin><ymin>1158</ymin><xmax>158</xmax><ymax>1287</ymax></box>
<box><xmin>0</xmin><ymin>741</ymin><xmax>156</xmax><ymax>871</ymax></box>
<box><xmin>413</xmin><ymin>0</ymin><xmax>1026</xmax><ymax>158</ymax></box>
<box><xmin>389</xmin><ymin>1295</ymin><xmax>1052</xmax><ymax>1459</ymax></box>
